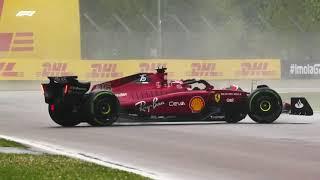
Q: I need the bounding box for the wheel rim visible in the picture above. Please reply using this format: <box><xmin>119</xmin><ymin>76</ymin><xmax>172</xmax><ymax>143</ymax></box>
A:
<box><xmin>260</xmin><ymin>100</ymin><xmax>271</xmax><ymax>112</ymax></box>
<box><xmin>100</xmin><ymin>103</ymin><xmax>111</xmax><ymax>115</ymax></box>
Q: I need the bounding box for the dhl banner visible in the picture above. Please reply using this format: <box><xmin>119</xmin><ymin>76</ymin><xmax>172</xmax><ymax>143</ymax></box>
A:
<box><xmin>0</xmin><ymin>59</ymin><xmax>281</xmax><ymax>80</ymax></box>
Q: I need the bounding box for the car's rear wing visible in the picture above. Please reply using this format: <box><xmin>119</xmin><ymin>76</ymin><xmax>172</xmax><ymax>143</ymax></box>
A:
<box><xmin>283</xmin><ymin>97</ymin><xmax>313</xmax><ymax>116</ymax></box>
<box><xmin>48</xmin><ymin>76</ymin><xmax>79</xmax><ymax>84</ymax></box>
<box><xmin>42</xmin><ymin>76</ymin><xmax>90</xmax><ymax>104</ymax></box>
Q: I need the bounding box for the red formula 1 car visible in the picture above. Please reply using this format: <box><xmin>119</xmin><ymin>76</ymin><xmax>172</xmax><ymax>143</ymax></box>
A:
<box><xmin>41</xmin><ymin>67</ymin><xmax>313</xmax><ymax>126</ymax></box>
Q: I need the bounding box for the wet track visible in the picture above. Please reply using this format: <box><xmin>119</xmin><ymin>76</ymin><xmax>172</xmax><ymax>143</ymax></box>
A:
<box><xmin>0</xmin><ymin>91</ymin><xmax>320</xmax><ymax>180</ymax></box>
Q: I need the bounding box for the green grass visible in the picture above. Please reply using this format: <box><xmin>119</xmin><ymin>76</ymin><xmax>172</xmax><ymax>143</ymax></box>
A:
<box><xmin>0</xmin><ymin>154</ymin><xmax>149</xmax><ymax>180</ymax></box>
<box><xmin>0</xmin><ymin>139</ymin><xmax>149</xmax><ymax>179</ymax></box>
<box><xmin>0</xmin><ymin>139</ymin><xmax>27</xmax><ymax>148</ymax></box>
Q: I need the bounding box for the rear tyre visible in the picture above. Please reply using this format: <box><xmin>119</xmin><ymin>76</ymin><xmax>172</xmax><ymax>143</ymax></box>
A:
<box><xmin>48</xmin><ymin>104</ymin><xmax>81</xmax><ymax>127</ymax></box>
<box><xmin>248</xmin><ymin>87</ymin><xmax>282</xmax><ymax>123</ymax></box>
<box><xmin>85</xmin><ymin>91</ymin><xmax>119</xmax><ymax>126</ymax></box>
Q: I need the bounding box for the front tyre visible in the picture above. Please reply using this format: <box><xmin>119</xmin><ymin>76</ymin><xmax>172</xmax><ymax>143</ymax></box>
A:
<box><xmin>86</xmin><ymin>91</ymin><xmax>120</xmax><ymax>126</ymax></box>
<box><xmin>248</xmin><ymin>87</ymin><xmax>282</xmax><ymax>123</ymax></box>
<box><xmin>48</xmin><ymin>104</ymin><xmax>81</xmax><ymax>127</ymax></box>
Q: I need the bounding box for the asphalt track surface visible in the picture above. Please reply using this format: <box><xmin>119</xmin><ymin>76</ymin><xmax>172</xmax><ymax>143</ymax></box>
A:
<box><xmin>0</xmin><ymin>91</ymin><xmax>320</xmax><ymax>180</ymax></box>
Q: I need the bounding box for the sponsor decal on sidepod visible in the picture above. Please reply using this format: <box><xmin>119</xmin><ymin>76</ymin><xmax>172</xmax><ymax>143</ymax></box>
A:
<box><xmin>135</xmin><ymin>97</ymin><xmax>165</xmax><ymax>112</ymax></box>
<box><xmin>115</xmin><ymin>93</ymin><xmax>127</xmax><ymax>97</ymax></box>
<box><xmin>169</xmin><ymin>101</ymin><xmax>186</xmax><ymax>107</ymax></box>
<box><xmin>189</xmin><ymin>96</ymin><xmax>205</xmax><ymax>113</ymax></box>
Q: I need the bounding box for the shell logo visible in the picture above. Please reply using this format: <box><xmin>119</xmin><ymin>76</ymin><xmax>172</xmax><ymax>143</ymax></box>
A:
<box><xmin>189</xmin><ymin>96</ymin><xmax>205</xmax><ymax>113</ymax></box>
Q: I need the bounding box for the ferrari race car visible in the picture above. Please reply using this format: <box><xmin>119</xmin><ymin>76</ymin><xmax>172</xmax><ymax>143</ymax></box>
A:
<box><xmin>41</xmin><ymin>67</ymin><xmax>313</xmax><ymax>127</ymax></box>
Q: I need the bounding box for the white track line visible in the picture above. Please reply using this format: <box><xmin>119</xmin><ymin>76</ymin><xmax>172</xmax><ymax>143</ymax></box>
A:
<box><xmin>0</xmin><ymin>134</ymin><xmax>161</xmax><ymax>180</ymax></box>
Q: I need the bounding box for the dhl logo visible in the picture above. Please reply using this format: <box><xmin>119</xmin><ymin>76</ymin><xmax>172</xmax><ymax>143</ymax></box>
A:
<box><xmin>237</xmin><ymin>62</ymin><xmax>275</xmax><ymax>76</ymax></box>
<box><xmin>87</xmin><ymin>64</ymin><xmax>123</xmax><ymax>78</ymax></box>
<box><xmin>0</xmin><ymin>62</ymin><xmax>24</xmax><ymax>77</ymax></box>
<box><xmin>190</xmin><ymin>63</ymin><xmax>223</xmax><ymax>77</ymax></box>
<box><xmin>0</xmin><ymin>32</ymin><xmax>34</xmax><ymax>52</ymax></box>
<box><xmin>139</xmin><ymin>63</ymin><xmax>167</xmax><ymax>73</ymax></box>
<box><xmin>36</xmin><ymin>62</ymin><xmax>73</xmax><ymax>77</ymax></box>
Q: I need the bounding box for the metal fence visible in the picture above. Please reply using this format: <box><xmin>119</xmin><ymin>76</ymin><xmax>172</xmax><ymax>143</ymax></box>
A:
<box><xmin>81</xmin><ymin>31</ymin><xmax>320</xmax><ymax>61</ymax></box>
<box><xmin>80</xmin><ymin>0</ymin><xmax>320</xmax><ymax>61</ymax></box>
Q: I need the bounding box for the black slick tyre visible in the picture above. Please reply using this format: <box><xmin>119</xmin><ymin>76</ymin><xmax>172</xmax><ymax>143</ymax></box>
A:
<box><xmin>86</xmin><ymin>91</ymin><xmax>119</xmax><ymax>126</ymax></box>
<box><xmin>248</xmin><ymin>88</ymin><xmax>282</xmax><ymax>123</ymax></box>
<box><xmin>48</xmin><ymin>103</ymin><xmax>81</xmax><ymax>127</ymax></box>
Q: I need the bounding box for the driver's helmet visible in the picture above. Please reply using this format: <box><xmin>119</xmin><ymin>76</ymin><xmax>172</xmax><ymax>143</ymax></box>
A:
<box><xmin>226</xmin><ymin>84</ymin><xmax>242</xmax><ymax>91</ymax></box>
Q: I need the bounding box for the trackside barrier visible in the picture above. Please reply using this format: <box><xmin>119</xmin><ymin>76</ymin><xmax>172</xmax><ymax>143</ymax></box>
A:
<box><xmin>0</xmin><ymin>59</ymin><xmax>281</xmax><ymax>81</ymax></box>
<box><xmin>282</xmin><ymin>61</ymin><xmax>320</xmax><ymax>79</ymax></box>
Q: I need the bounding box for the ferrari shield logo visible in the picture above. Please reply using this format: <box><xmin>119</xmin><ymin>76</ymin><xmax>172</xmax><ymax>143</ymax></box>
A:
<box><xmin>214</xmin><ymin>93</ymin><xmax>221</xmax><ymax>103</ymax></box>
